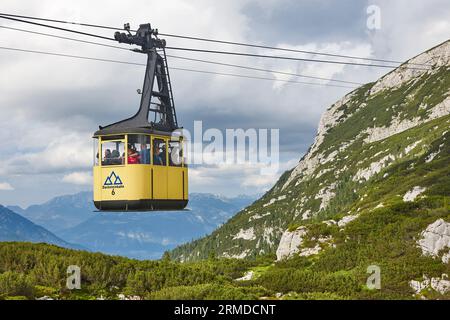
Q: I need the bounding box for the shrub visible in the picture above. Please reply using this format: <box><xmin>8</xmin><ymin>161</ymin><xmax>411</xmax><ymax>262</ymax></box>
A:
<box><xmin>0</xmin><ymin>271</ymin><xmax>35</xmax><ymax>299</ymax></box>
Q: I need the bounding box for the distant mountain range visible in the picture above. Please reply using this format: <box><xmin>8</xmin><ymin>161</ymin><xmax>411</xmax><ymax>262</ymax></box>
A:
<box><xmin>57</xmin><ymin>193</ymin><xmax>257</xmax><ymax>259</ymax></box>
<box><xmin>2</xmin><ymin>192</ymin><xmax>257</xmax><ymax>259</ymax></box>
<box><xmin>8</xmin><ymin>192</ymin><xmax>95</xmax><ymax>233</ymax></box>
<box><xmin>0</xmin><ymin>205</ymin><xmax>81</xmax><ymax>250</ymax></box>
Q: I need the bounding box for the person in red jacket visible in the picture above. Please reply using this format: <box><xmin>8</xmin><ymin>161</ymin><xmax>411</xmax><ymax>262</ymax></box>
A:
<box><xmin>127</xmin><ymin>145</ymin><xmax>140</xmax><ymax>164</ymax></box>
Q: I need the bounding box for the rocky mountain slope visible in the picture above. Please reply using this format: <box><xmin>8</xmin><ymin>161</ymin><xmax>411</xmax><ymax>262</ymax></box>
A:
<box><xmin>0</xmin><ymin>205</ymin><xmax>81</xmax><ymax>250</ymax></box>
<box><xmin>171</xmin><ymin>40</ymin><xmax>450</xmax><ymax>265</ymax></box>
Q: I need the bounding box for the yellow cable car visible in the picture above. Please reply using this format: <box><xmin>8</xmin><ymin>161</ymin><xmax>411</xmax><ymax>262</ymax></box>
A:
<box><xmin>93</xmin><ymin>23</ymin><xmax>188</xmax><ymax>211</ymax></box>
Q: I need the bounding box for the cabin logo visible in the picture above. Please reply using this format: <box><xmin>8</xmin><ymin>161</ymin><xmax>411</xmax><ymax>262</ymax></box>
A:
<box><xmin>103</xmin><ymin>171</ymin><xmax>124</xmax><ymax>189</ymax></box>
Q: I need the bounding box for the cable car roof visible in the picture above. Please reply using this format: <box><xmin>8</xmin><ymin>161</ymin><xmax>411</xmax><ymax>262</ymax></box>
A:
<box><xmin>93</xmin><ymin>125</ymin><xmax>179</xmax><ymax>137</ymax></box>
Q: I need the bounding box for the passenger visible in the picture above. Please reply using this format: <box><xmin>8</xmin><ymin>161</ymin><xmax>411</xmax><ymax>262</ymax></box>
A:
<box><xmin>111</xmin><ymin>150</ymin><xmax>121</xmax><ymax>165</ymax></box>
<box><xmin>103</xmin><ymin>149</ymin><xmax>112</xmax><ymax>165</ymax></box>
<box><xmin>153</xmin><ymin>145</ymin><xmax>164</xmax><ymax>165</ymax></box>
<box><xmin>168</xmin><ymin>146</ymin><xmax>175</xmax><ymax>166</ymax></box>
<box><xmin>160</xmin><ymin>146</ymin><xmax>167</xmax><ymax>165</ymax></box>
<box><xmin>127</xmin><ymin>146</ymin><xmax>140</xmax><ymax>164</ymax></box>
<box><xmin>139</xmin><ymin>143</ymin><xmax>150</xmax><ymax>164</ymax></box>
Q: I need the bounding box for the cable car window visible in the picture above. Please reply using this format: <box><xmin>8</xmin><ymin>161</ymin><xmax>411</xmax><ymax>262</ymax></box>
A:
<box><xmin>93</xmin><ymin>138</ymin><xmax>99</xmax><ymax>166</ymax></box>
<box><xmin>169</xmin><ymin>140</ymin><xmax>183</xmax><ymax>167</ymax></box>
<box><xmin>153</xmin><ymin>138</ymin><xmax>166</xmax><ymax>166</ymax></box>
<box><xmin>101</xmin><ymin>141</ymin><xmax>125</xmax><ymax>166</ymax></box>
<box><xmin>127</xmin><ymin>135</ymin><xmax>150</xmax><ymax>164</ymax></box>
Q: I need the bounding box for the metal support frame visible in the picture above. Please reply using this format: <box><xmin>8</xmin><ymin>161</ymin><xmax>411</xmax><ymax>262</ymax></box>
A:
<box><xmin>97</xmin><ymin>23</ymin><xmax>178</xmax><ymax>134</ymax></box>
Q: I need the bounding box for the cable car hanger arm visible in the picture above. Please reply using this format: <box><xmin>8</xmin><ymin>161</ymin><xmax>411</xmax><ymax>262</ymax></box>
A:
<box><xmin>96</xmin><ymin>23</ymin><xmax>178</xmax><ymax>136</ymax></box>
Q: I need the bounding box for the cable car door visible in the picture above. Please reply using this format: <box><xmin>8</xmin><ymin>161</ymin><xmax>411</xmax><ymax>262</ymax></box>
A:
<box><xmin>100</xmin><ymin>138</ymin><xmax>126</xmax><ymax>202</ymax></box>
<box><xmin>152</xmin><ymin>137</ymin><xmax>168</xmax><ymax>199</ymax></box>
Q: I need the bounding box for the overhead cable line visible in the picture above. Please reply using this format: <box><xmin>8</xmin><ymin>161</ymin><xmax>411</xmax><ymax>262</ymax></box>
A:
<box><xmin>164</xmin><ymin>47</ymin><xmax>429</xmax><ymax>70</ymax></box>
<box><xmin>0</xmin><ymin>46</ymin><xmax>143</xmax><ymax>65</ymax></box>
<box><xmin>0</xmin><ymin>14</ymin><xmax>429</xmax><ymax>70</ymax></box>
<box><xmin>0</xmin><ymin>15</ymin><xmax>116</xmax><ymax>42</ymax></box>
<box><xmin>165</xmin><ymin>54</ymin><xmax>363</xmax><ymax>85</ymax></box>
<box><xmin>0</xmin><ymin>25</ymin><xmax>361</xmax><ymax>85</ymax></box>
<box><xmin>0</xmin><ymin>25</ymin><xmax>129</xmax><ymax>51</ymax></box>
<box><xmin>0</xmin><ymin>46</ymin><xmax>357</xmax><ymax>89</ymax></box>
<box><xmin>167</xmin><ymin>67</ymin><xmax>355</xmax><ymax>88</ymax></box>
<box><xmin>0</xmin><ymin>12</ymin><xmax>122</xmax><ymax>31</ymax></box>
<box><xmin>0</xmin><ymin>12</ymin><xmax>429</xmax><ymax>67</ymax></box>
<box><xmin>0</xmin><ymin>15</ymin><xmax>425</xmax><ymax>71</ymax></box>
<box><xmin>158</xmin><ymin>33</ymin><xmax>429</xmax><ymax>67</ymax></box>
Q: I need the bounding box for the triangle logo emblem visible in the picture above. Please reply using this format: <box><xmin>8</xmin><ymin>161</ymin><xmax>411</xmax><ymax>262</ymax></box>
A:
<box><xmin>104</xmin><ymin>171</ymin><xmax>123</xmax><ymax>187</ymax></box>
<box><xmin>104</xmin><ymin>176</ymin><xmax>113</xmax><ymax>186</ymax></box>
<box><xmin>114</xmin><ymin>175</ymin><xmax>123</xmax><ymax>185</ymax></box>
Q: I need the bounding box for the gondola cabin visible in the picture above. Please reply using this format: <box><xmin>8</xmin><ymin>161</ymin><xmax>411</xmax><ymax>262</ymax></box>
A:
<box><xmin>93</xmin><ymin>131</ymin><xmax>187</xmax><ymax>211</ymax></box>
<box><xmin>93</xmin><ymin>23</ymin><xmax>188</xmax><ymax>211</ymax></box>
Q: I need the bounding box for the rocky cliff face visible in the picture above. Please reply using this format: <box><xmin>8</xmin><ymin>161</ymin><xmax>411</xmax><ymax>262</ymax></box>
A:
<box><xmin>171</xmin><ymin>40</ymin><xmax>450</xmax><ymax>263</ymax></box>
<box><xmin>408</xmin><ymin>218</ymin><xmax>450</xmax><ymax>297</ymax></box>
<box><xmin>418</xmin><ymin>219</ymin><xmax>450</xmax><ymax>264</ymax></box>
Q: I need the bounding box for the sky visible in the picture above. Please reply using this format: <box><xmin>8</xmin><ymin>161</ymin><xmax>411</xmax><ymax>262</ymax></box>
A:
<box><xmin>0</xmin><ymin>0</ymin><xmax>449</xmax><ymax>207</ymax></box>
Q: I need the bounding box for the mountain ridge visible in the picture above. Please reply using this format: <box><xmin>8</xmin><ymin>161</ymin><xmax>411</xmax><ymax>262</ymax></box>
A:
<box><xmin>7</xmin><ymin>191</ymin><xmax>95</xmax><ymax>233</ymax></box>
<box><xmin>171</xmin><ymin>39</ymin><xmax>450</xmax><ymax>262</ymax></box>
<box><xmin>0</xmin><ymin>205</ymin><xmax>82</xmax><ymax>250</ymax></box>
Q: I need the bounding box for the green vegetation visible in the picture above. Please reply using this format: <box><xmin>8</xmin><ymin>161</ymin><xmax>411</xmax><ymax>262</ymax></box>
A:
<box><xmin>147</xmin><ymin>283</ymin><xmax>268</xmax><ymax>300</ymax></box>
<box><xmin>258</xmin><ymin>199</ymin><xmax>450</xmax><ymax>299</ymax></box>
<box><xmin>0</xmin><ymin>242</ymin><xmax>268</xmax><ymax>300</ymax></box>
<box><xmin>1</xmin><ymin>189</ymin><xmax>448</xmax><ymax>299</ymax></box>
<box><xmin>0</xmin><ymin>271</ymin><xmax>35</xmax><ymax>299</ymax></box>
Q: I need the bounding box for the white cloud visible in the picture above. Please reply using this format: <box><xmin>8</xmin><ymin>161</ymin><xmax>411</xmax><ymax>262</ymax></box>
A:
<box><xmin>61</xmin><ymin>171</ymin><xmax>92</xmax><ymax>185</ymax></box>
<box><xmin>270</xmin><ymin>41</ymin><xmax>373</xmax><ymax>90</ymax></box>
<box><xmin>0</xmin><ymin>182</ymin><xmax>14</xmax><ymax>191</ymax></box>
<box><xmin>0</xmin><ymin>133</ymin><xmax>92</xmax><ymax>175</ymax></box>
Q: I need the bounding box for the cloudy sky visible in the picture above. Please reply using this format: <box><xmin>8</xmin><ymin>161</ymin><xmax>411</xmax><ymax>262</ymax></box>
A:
<box><xmin>0</xmin><ymin>0</ymin><xmax>449</xmax><ymax>207</ymax></box>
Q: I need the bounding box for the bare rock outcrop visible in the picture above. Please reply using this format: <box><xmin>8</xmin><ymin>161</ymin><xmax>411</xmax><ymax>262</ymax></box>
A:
<box><xmin>418</xmin><ymin>219</ymin><xmax>450</xmax><ymax>264</ymax></box>
<box><xmin>276</xmin><ymin>227</ymin><xmax>307</xmax><ymax>260</ymax></box>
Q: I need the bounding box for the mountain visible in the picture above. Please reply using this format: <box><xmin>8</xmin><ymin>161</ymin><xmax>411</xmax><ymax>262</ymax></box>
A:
<box><xmin>171</xmin><ymin>40</ymin><xmax>450</xmax><ymax>264</ymax></box>
<box><xmin>10</xmin><ymin>192</ymin><xmax>257</xmax><ymax>260</ymax></box>
<box><xmin>0</xmin><ymin>205</ymin><xmax>81</xmax><ymax>250</ymax></box>
<box><xmin>8</xmin><ymin>191</ymin><xmax>95</xmax><ymax>233</ymax></box>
